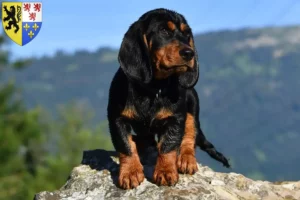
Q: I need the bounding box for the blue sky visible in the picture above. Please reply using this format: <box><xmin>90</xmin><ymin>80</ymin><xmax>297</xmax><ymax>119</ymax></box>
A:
<box><xmin>5</xmin><ymin>0</ymin><xmax>300</xmax><ymax>59</ymax></box>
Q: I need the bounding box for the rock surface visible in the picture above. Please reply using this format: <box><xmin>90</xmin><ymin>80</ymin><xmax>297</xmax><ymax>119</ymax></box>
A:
<box><xmin>34</xmin><ymin>149</ymin><xmax>300</xmax><ymax>200</ymax></box>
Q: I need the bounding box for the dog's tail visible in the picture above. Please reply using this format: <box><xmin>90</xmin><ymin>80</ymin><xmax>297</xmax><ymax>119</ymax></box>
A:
<box><xmin>196</xmin><ymin>129</ymin><xmax>231</xmax><ymax>168</ymax></box>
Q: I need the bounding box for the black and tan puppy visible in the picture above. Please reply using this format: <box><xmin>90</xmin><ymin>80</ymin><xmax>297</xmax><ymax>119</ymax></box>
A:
<box><xmin>107</xmin><ymin>8</ymin><xmax>230</xmax><ymax>189</ymax></box>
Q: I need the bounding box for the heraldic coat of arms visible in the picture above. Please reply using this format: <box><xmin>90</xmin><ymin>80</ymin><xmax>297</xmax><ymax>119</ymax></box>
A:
<box><xmin>2</xmin><ymin>2</ymin><xmax>42</xmax><ymax>46</ymax></box>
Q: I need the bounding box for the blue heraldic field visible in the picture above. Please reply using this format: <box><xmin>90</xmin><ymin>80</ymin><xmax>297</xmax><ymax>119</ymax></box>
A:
<box><xmin>22</xmin><ymin>22</ymin><xmax>42</xmax><ymax>46</ymax></box>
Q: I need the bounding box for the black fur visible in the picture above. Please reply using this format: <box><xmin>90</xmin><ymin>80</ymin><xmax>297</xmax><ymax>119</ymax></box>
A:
<box><xmin>107</xmin><ymin>8</ymin><xmax>230</xmax><ymax>168</ymax></box>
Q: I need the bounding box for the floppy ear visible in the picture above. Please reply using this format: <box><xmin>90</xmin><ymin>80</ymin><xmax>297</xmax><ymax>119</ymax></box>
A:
<box><xmin>118</xmin><ymin>21</ymin><xmax>152</xmax><ymax>84</ymax></box>
<box><xmin>178</xmin><ymin>37</ymin><xmax>199</xmax><ymax>88</ymax></box>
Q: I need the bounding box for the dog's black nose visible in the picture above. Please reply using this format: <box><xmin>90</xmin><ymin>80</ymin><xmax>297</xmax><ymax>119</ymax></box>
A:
<box><xmin>179</xmin><ymin>48</ymin><xmax>194</xmax><ymax>61</ymax></box>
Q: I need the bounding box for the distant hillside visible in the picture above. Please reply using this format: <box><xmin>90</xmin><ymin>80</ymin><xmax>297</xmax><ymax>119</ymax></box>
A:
<box><xmin>5</xmin><ymin>25</ymin><xmax>300</xmax><ymax>182</ymax></box>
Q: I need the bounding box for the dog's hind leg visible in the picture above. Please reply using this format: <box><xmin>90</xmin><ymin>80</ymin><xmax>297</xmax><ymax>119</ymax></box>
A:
<box><xmin>177</xmin><ymin>112</ymin><xmax>199</xmax><ymax>174</ymax></box>
<box><xmin>186</xmin><ymin>88</ymin><xmax>230</xmax><ymax>168</ymax></box>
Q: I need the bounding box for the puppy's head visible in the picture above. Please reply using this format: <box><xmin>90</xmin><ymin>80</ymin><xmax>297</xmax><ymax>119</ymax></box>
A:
<box><xmin>118</xmin><ymin>8</ymin><xmax>199</xmax><ymax>88</ymax></box>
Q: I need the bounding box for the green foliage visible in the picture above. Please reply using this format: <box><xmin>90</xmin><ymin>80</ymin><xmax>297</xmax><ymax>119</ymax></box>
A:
<box><xmin>12</xmin><ymin>58</ymin><xmax>33</xmax><ymax>70</ymax></box>
<box><xmin>234</xmin><ymin>54</ymin><xmax>264</xmax><ymax>75</ymax></box>
<box><xmin>0</xmin><ymin>35</ymin><xmax>113</xmax><ymax>200</ymax></box>
<box><xmin>99</xmin><ymin>51</ymin><xmax>118</xmax><ymax>63</ymax></box>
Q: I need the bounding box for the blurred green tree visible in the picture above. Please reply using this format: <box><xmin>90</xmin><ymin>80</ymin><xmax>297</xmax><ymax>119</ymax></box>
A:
<box><xmin>0</xmin><ymin>33</ymin><xmax>46</xmax><ymax>200</ymax></box>
<box><xmin>0</xmin><ymin>33</ymin><xmax>112</xmax><ymax>200</ymax></box>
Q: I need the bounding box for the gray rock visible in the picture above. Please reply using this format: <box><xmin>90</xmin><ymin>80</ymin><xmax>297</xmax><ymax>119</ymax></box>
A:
<box><xmin>34</xmin><ymin>149</ymin><xmax>300</xmax><ymax>200</ymax></box>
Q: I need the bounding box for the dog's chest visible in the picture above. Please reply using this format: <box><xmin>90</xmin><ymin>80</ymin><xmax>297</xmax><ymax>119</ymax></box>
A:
<box><xmin>126</xmin><ymin>83</ymin><xmax>184</xmax><ymax>133</ymax></box>
<box><xmin>129</xmin><ymin>90</ymin><xmax>182</xmax><ymax>132</ymax></box>
<box><xmin>134</xmin><ymin>94</ymin><xmax>170</xmax><ymax>121</ymax></box>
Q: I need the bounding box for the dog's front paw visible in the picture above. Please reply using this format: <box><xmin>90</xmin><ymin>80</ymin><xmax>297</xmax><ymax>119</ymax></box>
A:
<box><xmin>177</xmin><ymin>153</ymin><xmax>198</xmax><ymax>174</ymax></box>
<box><xmin>119</xmin><ymin>160</ymin><xmax>144</xmax><ymax>189</ymax></box>
<box><xmin>153</xmin><ymin>165</ymin><xmax>178</xmax><ymax>186</ymax></box>
<box><xmin>153</xmin><ymin>152</ymin><xmax>178</xmax><ymax>186</ymax></box>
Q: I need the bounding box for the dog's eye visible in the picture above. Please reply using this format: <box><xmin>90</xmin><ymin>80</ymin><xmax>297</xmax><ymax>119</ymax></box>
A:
<box><xmin>160</xmin><ymin>28</ymin><xmax>171</xmax><ymax>36</ymax></box>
